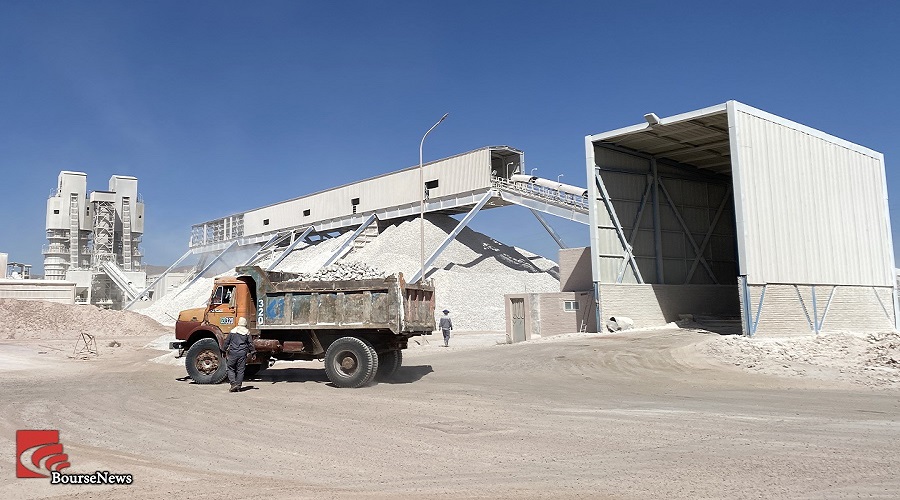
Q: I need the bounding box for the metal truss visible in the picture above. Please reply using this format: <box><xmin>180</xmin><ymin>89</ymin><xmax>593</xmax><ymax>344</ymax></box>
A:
<box><xmin>267</xmin><ymin>227</ymin><xmax>315</xmax><ymax>271</ymax></box>
<box><xmin>410</xmin><ymin>191</ymin><xmax>493</xmax><ymax>284</ymax></box>
<box><xmin>319</xmin><ymin>214</ymin><xmax>378</xmax><ymax>270</ymax></box>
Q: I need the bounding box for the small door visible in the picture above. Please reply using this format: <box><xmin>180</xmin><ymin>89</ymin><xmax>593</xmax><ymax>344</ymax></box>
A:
<box><xmin>511</xmin><ymin>298</ymin><xmax>526</xmax><ymax>343</ymax></box>
<box><xmin>207</xmin><ymin>284</ymin><xmax>237</xmax><ymax>331</ymax></box>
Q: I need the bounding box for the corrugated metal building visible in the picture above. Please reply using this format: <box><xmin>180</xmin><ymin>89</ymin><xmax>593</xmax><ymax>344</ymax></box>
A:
<box><xmin>190</xmin><ymin>146</ymin><xmax>525</xmax><ymax>250</ymax></box>
<box><xmin>585</xmin><ymin>101</ymin><xmax>896</xmax><ymax>336</ymax></box>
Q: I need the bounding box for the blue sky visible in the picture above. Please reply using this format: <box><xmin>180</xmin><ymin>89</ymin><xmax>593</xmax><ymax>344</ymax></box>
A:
<box><xmin>1</xmin><ymin>1</ymin><xmax>898</xmax><ymax>273</ymax></box>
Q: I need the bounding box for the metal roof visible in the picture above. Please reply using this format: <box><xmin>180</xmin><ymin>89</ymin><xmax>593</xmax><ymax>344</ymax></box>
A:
<box><xmin>588</xmin><ymin>103</ymin><xmax>731</xmax><ymax>173</ymax></box>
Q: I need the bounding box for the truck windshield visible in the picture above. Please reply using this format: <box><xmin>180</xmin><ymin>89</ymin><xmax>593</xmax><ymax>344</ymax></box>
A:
<box><xmin>212</xmin><ymin>286</ymin><xmax>236</xmax><ymax>306</ymax></box>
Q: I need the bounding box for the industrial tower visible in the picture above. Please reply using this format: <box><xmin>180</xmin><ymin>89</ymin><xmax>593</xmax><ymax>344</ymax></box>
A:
<box><xmin>43</xmin><ymin>171</ymin><xmax>147</xmax><ymax>308</ymax></box>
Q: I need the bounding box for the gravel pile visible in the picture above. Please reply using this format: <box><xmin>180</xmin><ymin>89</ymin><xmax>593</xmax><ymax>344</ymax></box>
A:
<box><xmin>0</xmin><ymin>298</ymin><xmax>168</xmax><ymax>340</ymax></box>
<box><xmin>287</xmin><ymin>262</ymin><xmax>386</xmax><ymax>281</ymax></box>
<box><xmin>257</xmin><ymin>232</ymin><xmax>354</xmax><ymax>273</ymax></box>
<box><xmin>344</xmin><ymin>215</ymin><xmax>560</xmax><ymax>331</ymax></box>
<box><xmin>138</xmin><ymin>215</ymin><xmax>561</xmax><ymax>332</ymax></box>
<box><xmin>138</xmin><ymin>277</ymin><xmax>215</xmax><ymax>326</ymax></box>
<box><xmin>701</xmin><ymin>330</ymin><xmax>900</xmax><ymax>389</ymax></box>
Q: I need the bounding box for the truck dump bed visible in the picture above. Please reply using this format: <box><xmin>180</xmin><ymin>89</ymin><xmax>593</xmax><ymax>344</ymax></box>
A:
<box><xmin>235</xmin><ymin>266</ymin><xmax>435</xmax><ymax>335</ymax></box>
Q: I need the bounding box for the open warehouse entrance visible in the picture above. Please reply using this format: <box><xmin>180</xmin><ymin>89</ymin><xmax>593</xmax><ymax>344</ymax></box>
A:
<box><xmin>586</xmin><ymin>101</ymin><xmax>897</xmax><ymax>336</ymax></box>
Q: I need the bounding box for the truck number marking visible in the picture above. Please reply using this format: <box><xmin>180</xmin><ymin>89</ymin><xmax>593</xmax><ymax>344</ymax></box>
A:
<box><xmin>257</xmin><ymin>299</ymin><xmax>264</xmax><ymax>326</ymax></box>
<box><xmin>220</xmin><ymin>317</ymin><xmax>234</xmax><ymax>325</ymax></box>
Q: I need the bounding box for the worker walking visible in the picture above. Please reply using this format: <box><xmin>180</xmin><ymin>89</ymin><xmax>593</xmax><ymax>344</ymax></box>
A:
<box><xmin>223</xmin><ymin>317</ymin><xmax>256</xmax><ymax>392</ymax></box>
<box><xmin>439</xmin><ymin>309</ymin><xmax>453</xmax><ymax>347</ymax></box>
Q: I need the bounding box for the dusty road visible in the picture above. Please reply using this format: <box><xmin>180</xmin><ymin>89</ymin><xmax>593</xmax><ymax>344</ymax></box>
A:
<box><xmin>1</xmin><ymin>329</ymin><xmax>898</xmax><ymax>499</ymax></box>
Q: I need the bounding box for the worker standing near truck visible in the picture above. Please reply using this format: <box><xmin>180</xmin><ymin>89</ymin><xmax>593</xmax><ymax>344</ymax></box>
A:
<box><xmin>223</xmin><ymin>317</ymin><xmax>256</xmax><ymax>392</ymax></box>
<box><xmin>439</xmin><ymin>309</ymin><xmax>453</xmax><ymax>347</ymax></box>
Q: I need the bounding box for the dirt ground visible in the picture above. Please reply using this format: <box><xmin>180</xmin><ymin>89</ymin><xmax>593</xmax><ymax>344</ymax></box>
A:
<box><xmin>1</xmin><ymin>328</ymin><xmax>899</xmax><ymax>499</ymax></box>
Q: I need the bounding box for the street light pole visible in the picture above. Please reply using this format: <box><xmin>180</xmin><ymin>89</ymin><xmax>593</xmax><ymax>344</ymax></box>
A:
<box><xmin>419</xmin><ymin>113</ymin><xmax>449</xmax><ymax>283</ymax></box>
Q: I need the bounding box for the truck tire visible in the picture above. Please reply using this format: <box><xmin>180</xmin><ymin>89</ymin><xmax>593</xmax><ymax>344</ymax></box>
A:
<box><xmin>376</xmin><ymin>350</ymin><xmax>402</xmax><ymax>381</ymax></box>
<box><xmin>324</xmin><ymin>337</ymin><xmax>379</xmax><ymax>388</ymax></box>
<box><xmin>185</xmin><ymin>338</ymin><xmax>228</xmax><ymax>384</ymax></box>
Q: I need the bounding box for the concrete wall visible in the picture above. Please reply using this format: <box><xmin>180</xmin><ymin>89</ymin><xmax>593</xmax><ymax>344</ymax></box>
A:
<box><xmin>0</xmin><ymin>280</ymin><xmax>76</xmax><ymax>304</ymax></box>
<box><xmin>504</xmin><ymin>291</ymin><xmax>597</xmax><ymax>341</ymax></box>
<box><xmin>537</xmin><ymin>291</ymin><xmax>596</xmax><ymax>337</ymax></box>
<box><xmin>598</xmin><ymin>284</ymin><xmax>739</xmax><ymax>328</ymax></box>
<box><xmin>559</xmin><ymin>247</ymin><xmax>592</xmax><ymax>292</ymax></box>
<box><xmin>741</xmin><ymin>284</ymin><xmax>895</xmax><ymax>337</ymax></box>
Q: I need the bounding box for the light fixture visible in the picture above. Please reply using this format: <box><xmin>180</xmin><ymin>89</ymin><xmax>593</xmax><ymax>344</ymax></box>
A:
<box><xmin>644</xmin><ymin>113</ymin><xmax>661</xmax><ymax>126</ymax></box>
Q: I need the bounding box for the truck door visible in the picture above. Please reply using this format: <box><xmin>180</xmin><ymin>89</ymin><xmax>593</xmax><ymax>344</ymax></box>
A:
<box><xmin>208</xmin><ymin>284</ymin><xmax>238</xmax><ymax>332</ymax></box>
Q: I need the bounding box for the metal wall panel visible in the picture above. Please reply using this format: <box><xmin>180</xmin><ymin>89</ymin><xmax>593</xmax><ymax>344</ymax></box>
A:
<box><xmin>589</xmin><ymin>143</ymin><xmax>737</xmax><ymax>285</ymax></box>
<box><xmin>243</xmin><ymin>149</ymin><xmax>493</xmax><ymax>235</ymax></box>
<box><xmin>734</xmin><ymin>109</ymin><xmax>892</xmax><ymax>286</ymax></box>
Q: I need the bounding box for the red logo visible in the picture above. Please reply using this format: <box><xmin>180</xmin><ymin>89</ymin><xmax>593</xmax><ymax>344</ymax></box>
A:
<box><xmin>16</xmin><ymin>430</ymin><xmax>71</xmax><ymax>478</ymax></box>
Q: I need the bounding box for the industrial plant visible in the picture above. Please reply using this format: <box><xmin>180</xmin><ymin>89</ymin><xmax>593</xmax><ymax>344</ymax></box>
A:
<box><xmin>42</xmin><ymin>171</ymin><xmax>147</xmax><ymax>308</ymax></box>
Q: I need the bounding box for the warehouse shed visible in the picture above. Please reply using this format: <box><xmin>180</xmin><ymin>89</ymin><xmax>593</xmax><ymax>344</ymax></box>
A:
<box><xmin>586</xmin><ymin>101</ymin><xmax>897</xmax><ymax>336</ymax></box>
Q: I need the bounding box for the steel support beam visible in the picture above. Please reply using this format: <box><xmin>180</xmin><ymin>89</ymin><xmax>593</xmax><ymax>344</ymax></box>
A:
<box><xmin>319</xmin><ymin>214</ymin><xmax>377</xmax><ymax>270</ymax></box>
<box><xmin>124</xmin><ymin>248</ymin><xmax>195</xmax><ymax>310</ymax></box>
<box><xmin>243</xmin><ymin>232</ymin><xmax>292</xmax><ymax>267</ymax></box>
<box><xmin>616</xmin><ymin>179</ymin><xmax>652</xmax><ymax>283</ymax></box>
<box><xmin>685</xmin><ymin>188</ymin><xmax>733</xmax><ymax>284</ymax></box>
<box><xmin>740</xmin><ymin>278</ymin><xmax>766</xmax><ymax>336</ymax></box>
<box><xmin>175</xmin><ymin>241</ymin><xmax>236</xmax><ymax>298</ymax></box>
<box><xmin>530</xmin><ymin>209</ymin><xmax>567</xmax><ymax>249</ymax></box>
<box><xmin>595</xmin><ymin>172</ymin><xmax>643</xmax><ymax>284</ymax></box>
<box><xmin>795</xmin><ymin>285</ymin><xmax>814</xmax><ymax>332</ymax></box>
<box><xmin>657</xmin><ymin>179</ymin><xmax>718</xmax><ymax>284</ymax></box>
<box><xmin>410</xmin><ymin>191</ymin><xmax>492</xmax><ymax>283</ymax></box>
<box><xmin>266</xmin><ymin>227</ymin><xmax>314</xmax><ymax>271</ymax></box>
<box><xmin>817</xmin><ymin>286</ymin><xmax>837</xmax><ymax>332</ymax></box>
<box><xmin>650</xmin><ymin>158</ymin><xmax>664</xmax><ymax>283</ymax></box>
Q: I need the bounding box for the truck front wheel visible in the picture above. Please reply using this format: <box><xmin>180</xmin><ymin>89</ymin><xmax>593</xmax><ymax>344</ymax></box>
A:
<box><xmin>185</xmin><ymin>338</ymin><xmax>228</xmax><ymax>384</ymax></box>
<box><xmin>324</xmin><ymin>337</ymin><xmax>379</xmax><ymax>388</ymax></box>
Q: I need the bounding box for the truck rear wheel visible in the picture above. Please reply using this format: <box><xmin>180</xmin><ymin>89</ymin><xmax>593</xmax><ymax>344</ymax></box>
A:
<box><xmin>324</xmin><ymin>337</ymin><xmax>379</xmax><ymax>388</ymax></box>
<box><xmin>376</xmin><ymin>350</ymin><xmax>402</xmax><ymax>381</ymax></box>
<box><xmin>185</xmin><ymin>338</ymin><xmax>228</xmax><ymax>384</ymax></box>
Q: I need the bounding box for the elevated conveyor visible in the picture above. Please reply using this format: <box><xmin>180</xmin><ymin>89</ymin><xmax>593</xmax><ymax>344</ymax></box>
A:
<box><xmin>100</xmin><ymin>261</ymin><xmax>140</xmax><ymax>300</ymax></box>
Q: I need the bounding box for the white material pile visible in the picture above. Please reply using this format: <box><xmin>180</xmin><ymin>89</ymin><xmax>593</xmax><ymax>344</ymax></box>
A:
<box><xmin>0</xmin><ymin>298</ymin><xmax>168</xmax><ymax>340</ymax></box>
<box><xmin>139</xmin><ymin>215</ymin><xmax>560</xmax><ymax>331</ymax></box>
<box><xmin>343</xmin><ymin>216</ymin><xmax>559</xmax><ymax>331</ymax></box>
<box><xmin>701</xmin><ymin>330</ymin><xmax>900</xmax><ymax>389</ymax></box>
<box><xmin>139</xmin><ymin>277</ymin><xmax>214</xmax><ymax>326</ymax></box>
<box><xmin>287</xmin><ymin>262</ymin><xmax>386</xmax><ymax>281</ymax></box>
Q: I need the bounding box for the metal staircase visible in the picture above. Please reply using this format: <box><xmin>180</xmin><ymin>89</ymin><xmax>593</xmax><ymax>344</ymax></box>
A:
<box><xmin>69</xmin><ymin>194</ymin><xmax>80</xmax><ymax>270</ymax></box>
<box><xmin>122</xmin><ymin>197</ymin><xmax>132</xmax><ymax>271</ymax></box>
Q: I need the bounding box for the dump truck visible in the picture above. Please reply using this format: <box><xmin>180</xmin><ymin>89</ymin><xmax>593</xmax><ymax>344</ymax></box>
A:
<box><xmin>169</xmin><ymin>266</ymin><xmax>435</xmax><ymax>388</ymax></box>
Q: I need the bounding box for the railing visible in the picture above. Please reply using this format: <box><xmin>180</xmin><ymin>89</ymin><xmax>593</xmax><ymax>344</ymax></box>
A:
<box><xmin>491</xmin><ymin>176</ymin><xmax>589</xmax><ymax>212</ymax></box>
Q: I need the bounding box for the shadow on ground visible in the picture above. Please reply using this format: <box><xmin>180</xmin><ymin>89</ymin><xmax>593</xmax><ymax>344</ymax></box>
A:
<box><xmin>377</xmin><ymin>365</ymin><xmax>434</xmax><ymax>385</ymax></box>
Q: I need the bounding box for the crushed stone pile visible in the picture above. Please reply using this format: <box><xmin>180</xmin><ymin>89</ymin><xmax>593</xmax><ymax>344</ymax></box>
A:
<box><xmin>287</xmin><ymin>262</ymin><xmax>386</xmax><ymax>281</ymax></box>
<box><xmin>139</xmin><ymin>277</ymin><xmax>214</xmax><ymax>326</ymax></box>
<box><xmin>0</xmin><ymin>298</ymin><xmax>168</xmax><ymax>340</ymax></box>
<box><xmin>343</xmin><ymin>216</ymin><xmax>560</xmax><ymax>331</ymax></box>
<box><xmin>701</xmin><ymin>330</ymin><xmax>900</xmax><ymax>389</ymax></box>
<box><xmin>139</xmin><ymin>215</ymin><xmax>560</xmax><ymax>331</ymax></box>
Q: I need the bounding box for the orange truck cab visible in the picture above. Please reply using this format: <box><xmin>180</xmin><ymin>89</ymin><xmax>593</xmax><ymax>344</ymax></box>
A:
<box><xmin>169</xmin><ymin>277</ymin><xmax>263</xmax><ymax>381</ymax></box>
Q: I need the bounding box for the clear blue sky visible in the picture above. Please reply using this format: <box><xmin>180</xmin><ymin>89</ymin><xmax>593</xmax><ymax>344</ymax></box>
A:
<box><xmin>1</xmin><ymin>1</ymin><xmax>898</xmax><ymax>273</ymax></box>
